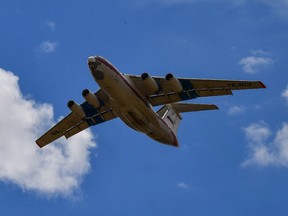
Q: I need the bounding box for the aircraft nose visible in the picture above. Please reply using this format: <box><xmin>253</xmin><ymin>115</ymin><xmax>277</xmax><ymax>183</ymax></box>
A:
<box><xmin>88</xmin><ymin>56</ymin><xmax>96</xmax><ymax>63</ymax></box>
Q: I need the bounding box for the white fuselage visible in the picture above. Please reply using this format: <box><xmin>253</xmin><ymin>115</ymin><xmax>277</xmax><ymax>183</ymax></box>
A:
<box><xmin>88</xmin><ymin>56</ymin><xmax>178</xmax><ymax>146</ymax></box>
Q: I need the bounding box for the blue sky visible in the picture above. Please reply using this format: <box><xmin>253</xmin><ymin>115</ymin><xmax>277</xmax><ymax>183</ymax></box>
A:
<box><xmin>0</xmin><ymin>0</ymin><xmax>288</xmax><ymax>215</ymax></box>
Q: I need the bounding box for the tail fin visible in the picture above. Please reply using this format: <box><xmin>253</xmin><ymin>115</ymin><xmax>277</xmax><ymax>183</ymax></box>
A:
<box><xmin>157</xmin><ymin>104</ymin><xmax>182</xmax><ymax>134</ymax></box>
<box><xmin>157</xmin><ymin>103</ymin><xmax>219</xmax><ymax>134</ymax></box>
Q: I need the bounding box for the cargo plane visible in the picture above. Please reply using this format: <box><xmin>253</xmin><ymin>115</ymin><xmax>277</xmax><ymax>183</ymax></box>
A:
<box><xmin>36</xmin><ymin>56</ymin><xmax>266</xmax><ymax>148</ymax></box>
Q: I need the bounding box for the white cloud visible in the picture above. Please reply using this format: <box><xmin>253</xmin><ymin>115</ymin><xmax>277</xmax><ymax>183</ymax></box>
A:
<box><xmin>242</xmin><ymin>121</ymin><xmax>288</xmax><ymax>167</ymax></box>
<box><xmin>250</xmin><ymin>49</ymin><xmax>271</xmax><ymax>56</ymax></box>
<box><xmin>0</xmin><ymin>68</ymin><xmax>96</xmax><ymax>197</ymax></box>
<box><xmin>282</xmin><ymin>85</ymin><xmax>288</xmax><ymax>104</ymax></box>
<box><xmin>177</xmin><ymin>182</ymin><xmax>190</xmax><ymax>190</ymax></box>
<box><xmin>39</xmin><ymin>41</ymin><xmax>58</xmax><ymax>53</ymax></box>
<box><xmin>261</xmin><ymin>0</ymin><xmax>288</xmax><ymax>19</ymax></box>
<box><xmin>137</xmin><ymin>0</ymin><xmax>288</xmax><ymax>19</ymax></box>
<box><xmin>42</xmin><ymin>21</ymin><xmax>56</xmax><ymax>31</ymax></box>
<box><xmin>238</xmin><ymin>56</ymin><xmax>274</xmax><ymax>74</ymax></box>
<box><xmin>227</xmin><ymin>105</ymin><xmax>246</xmax><ymax>115</ymax></box>
<box><xmin>244</xmin><ymin>121</ymin><xmax>271</xmax><ymax>144</ymax></box>
<box><xmin>133</xmin><ymin>0</ymin><xmax>241</xmax><ymax>7</ymax></box>
<box><xmin>137</xmin><ymin>0</ymin><xmax>245</xmax><ymax>6</ymax></box>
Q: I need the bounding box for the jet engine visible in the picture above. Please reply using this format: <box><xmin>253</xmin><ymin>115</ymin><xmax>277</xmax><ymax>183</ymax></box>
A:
<box><xmin>67</xmin><ymin>100</ymin><xmax>86</xmax><ymax>119</ymax></box>
<box><xmin>141</xmin><ymin>72</ymin><xmax>159</xmax><ymax>94</ymax></box>
<box><xmin>165</xmin><ymin>73</ymin><xmax>183</xmax><ymax>93</ymax></box>
<box><xmin>82</xmin><ymin>89</ymin><xmax>100</xmax><ymax>108</ymax></box>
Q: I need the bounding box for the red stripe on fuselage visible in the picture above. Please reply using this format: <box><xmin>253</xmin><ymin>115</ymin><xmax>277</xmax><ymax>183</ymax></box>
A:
<box><xmin>96</xmin><ymin>57</ymin><xmax>120</xmax><ymax>76</ymax></box>
<box><xmin>96</xmin><ymin>57</ymin><xmax>150</xmax><ymax>107</ymax></box>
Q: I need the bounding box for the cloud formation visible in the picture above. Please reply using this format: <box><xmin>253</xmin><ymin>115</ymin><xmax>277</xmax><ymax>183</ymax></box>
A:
<box><xmin>0</xmin><ymin>68</ymin><xmax>96</xmax><ymax>197</ymax></box>
<box><xmin>42</xmin><ymin>21</ymin><xmax>56</xmax><ymax>31</ymax></box>
<box><xmin>238</xmin><ymin>56</ymin><xmax>274</xmax><ymax>74</ymax></box>
<box><xmin>39</xmin><ymin>41</ymin><xmax>58</xmax><ymax>53</ymax></box>
<box><xmin>139</xmin><ymin>0</ymin><xmax>288</xmax><ymax>19</ymax></box>
<box><xmin>282</xmin><ymin>85</ymin><xmax>288</xmax><ymax>104</ymax></box>
<box><xmin>227</xmin><ymin>105</ymin><xmax>246</xmax><ymax>116</ymax></box>
<box><xmin>242</xmin><ymin>121</ymin><xmax>288</xmax><ymax>167</ymax></box>
<box><xmin>261</xmin><ymin>0</ymin><xmax>288</xmax><ymax>19</ymax></box>
<box><xmin>138</xmin><ymin>0</ymin><xmax>244</xmax><ymax>6</ymax></box>
<box><xmin>177</xmin><ymin>182</ymin><xmax>190</xmax><ymax>190</ymax></box>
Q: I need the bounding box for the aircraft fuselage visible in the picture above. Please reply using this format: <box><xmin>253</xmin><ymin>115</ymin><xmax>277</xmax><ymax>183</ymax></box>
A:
<box><xmin>88</xmin><ymin>56</ymin><xmax>178</xmax><ymax>146</ymax></box>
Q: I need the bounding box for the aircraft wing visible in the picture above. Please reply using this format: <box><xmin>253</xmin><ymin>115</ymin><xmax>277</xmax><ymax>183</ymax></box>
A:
<box><xmin>36</xmin><ymin>89</ymin><xmax>117</xmax><ymax>148</ymax></box>
<box><xmin>129</xmin><ymin>75</ymin><xmax>266</xmax><ymax>106</ymax></box>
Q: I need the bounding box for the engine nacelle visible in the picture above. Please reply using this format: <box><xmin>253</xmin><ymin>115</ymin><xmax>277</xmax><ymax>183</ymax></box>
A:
<box><xmin>82</xmin><ymin>89</ymin><xmax>100</xmax><ymax>108</ymax></box>
<box><xmin>141</xmin><ymin>72</ymin><xmax>159</xmax><ymax>94</ymax></box>
<box><xmin>165</xmin><ymin>73</ymin><xmax>183</xmax><ymax>93</ymax></box>
<box><xmin>67</xmin><ymin>100</ymin><xmax>86</xmax><ymax>119</ymax></box>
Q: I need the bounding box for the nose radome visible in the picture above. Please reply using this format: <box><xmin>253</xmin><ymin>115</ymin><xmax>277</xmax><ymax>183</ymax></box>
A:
<box><xmin>88</xmin><ymin>56</ymin><xmax>96</xmax><ymax>63</ymax></box>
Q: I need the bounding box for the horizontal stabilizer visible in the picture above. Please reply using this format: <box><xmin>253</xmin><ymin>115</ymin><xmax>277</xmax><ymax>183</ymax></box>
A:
<box><xmin>171</xmin><ymin>103</ymin><xmax>219</xmax><ymax>113</ymax></box>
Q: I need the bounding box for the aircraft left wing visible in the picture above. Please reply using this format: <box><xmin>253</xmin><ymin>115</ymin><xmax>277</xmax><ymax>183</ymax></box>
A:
<box><xmin>36</xmin><ymin>89</ymin><xmax>117</xmax><ymax>148</ymax></box>
<box><xmin>128</xmin><ymin>74</ymin><xmax>266</xmax><ymax>106</ymax></box>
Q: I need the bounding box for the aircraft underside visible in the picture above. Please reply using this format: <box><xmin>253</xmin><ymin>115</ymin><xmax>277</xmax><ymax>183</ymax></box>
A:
<box><xmin>35</xmin><ymin>55</ymin><xmax>265</xmax><ymax>148</ymax></box>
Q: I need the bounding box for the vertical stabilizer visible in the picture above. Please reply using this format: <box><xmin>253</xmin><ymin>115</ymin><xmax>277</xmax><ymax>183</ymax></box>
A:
<box><xmin>157</xmin><ymin>104</ymin><xmax>182</xmax><ymax>134</ymax></box>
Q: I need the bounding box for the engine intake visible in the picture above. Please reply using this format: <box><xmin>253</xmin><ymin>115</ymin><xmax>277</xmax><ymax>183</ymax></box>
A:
<box><xmin>82</xmin><ymin>89</ymin><xmax>100</xmax><ymax>108</ymax></box>
<box><xmin>165</xmin><ymin>73</ymin><xmax>183</xmax><ymax>93</ymax></box>
<box><xmin>67</xmin><ymin>100</ymin><xmax>86</xmax><ymax>119</ymax></box>
<box><xmin>141</xmin><ymin>72</ymin><xmax>159</xmax><ymax>94</ymax></box>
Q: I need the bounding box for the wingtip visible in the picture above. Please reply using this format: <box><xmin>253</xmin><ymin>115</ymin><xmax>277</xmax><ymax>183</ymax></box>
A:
<box><xmin>35</xmin><ymin>140</ymin><xmax>44</xmax><ymax>148</ymax></box>
<box><xmin>172</xmin><ymin>142</ymin><xmax>179</xmax><ymax>148</ymax></box>
<box><xmin>259</xmin><ymin>81</ymin><xmax>266</xmax><ymax>88</ymax></box>
<box><xmin>212</xmin><ymin>104</ymin><xmax>220</xmax><ymax>110</ymax></box>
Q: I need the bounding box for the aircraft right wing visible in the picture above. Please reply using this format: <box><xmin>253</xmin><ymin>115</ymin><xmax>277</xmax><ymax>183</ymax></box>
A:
<box><xmin>36</xmin><ymin>89</ymin><xmax>117</xmax><ymax>148</ymax></box>
<box><xmin>129</xmin><ymin>75</ymin><xmax>266</xmax><ymax>106</ymax></box>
